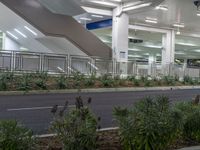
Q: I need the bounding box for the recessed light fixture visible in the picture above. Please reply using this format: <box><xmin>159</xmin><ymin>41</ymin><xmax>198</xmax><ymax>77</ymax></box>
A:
<box><xmin>128</xmin><ymin>54</ymin><xmax>142</xmax><ymax>58</ymax></box>
<box><xmin>80</xmin><ymin>17</ymin><xmax>92</xmax><ymax>21</ymax></box>
<box><xmin>91</xmin><ymin>14</ymin><xmax>104</xmax><ymax>18</ymax></box>
<box><xmin>176</xmin><ymin>27</ymin><xmax>181</xmax><ymax>35</ymax></box>
<box><xmin>176</xmin><ymin>42</ymin><xmax>196</xmax><ymax>46</ymax></box>
<box><xmin>6</xmin><ymin>31</ymin><xmax>19</xmax><ymax>40</ymax></box>
<box><xmin>123</xmin><ymin>2</ymin><xmax>152</xmax><ymax>12</ymax></box>
<box><xmin>14</xmin><ymin>29</ymin><xmax>27</xmax><ymax>38</ymax></box>
<box><xmin>24</xmin><ymin>26</ymin><xmax>38</xmax><ymax>36</ymax></box>
<box><xmin>128</xmin><ymin>48</ymin><xmax>141</xmax><ymax>52</ymax></box>
<box><xmin>176</xmin><ymin>31</ymin><xmax>181</xmax><ymax>35</ymax></box>
<box><xmin>109</xmin><ymin>0</ymin><xmax>121</xmax><ymax>2</ymax></box>
<box><xmin>155</xmin><ymin>5</ymin><xmax>168</xmax><ymax>11</ymax></box>
<box><xmin>173</xmin><ymin>23</ymin><xmax>185</xmax><ymax>28</ymax></box>
<box><xmin>145</xmin><ymin>17</ymin><xmax>158</xmax><ymax>24</ymax></box>
<box><xmin>88</xmin><ymin>0</ymin><xmax>118</xmax><ymax>7</ymax></box>
<box><xmin>194</xmin><ymin>49</ymin><xmax>200</xmax><ymax>52</ymax></box>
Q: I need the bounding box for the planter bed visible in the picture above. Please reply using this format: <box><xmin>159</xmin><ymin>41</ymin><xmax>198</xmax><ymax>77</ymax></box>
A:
<box><xmin>37</xmin><ymin>129</ymin><xmax>200</xmax><ymax>150</ymax></box>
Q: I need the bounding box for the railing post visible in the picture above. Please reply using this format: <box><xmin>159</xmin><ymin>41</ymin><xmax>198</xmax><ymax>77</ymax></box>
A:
<box><xmin>39</xmin><ymin>54</ymin><xmax>44</xmax><ymax>72</ymax></box>
<box><xmin>10</xmin><ymin>51</ymin><xmax>15</xmax><ymax>72</ymax></box>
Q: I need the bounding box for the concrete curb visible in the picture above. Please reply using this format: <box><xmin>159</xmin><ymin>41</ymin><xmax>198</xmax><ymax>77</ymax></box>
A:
<box><xmin>36</xmin><ymin>127</ymin><xmax>119</xmax><ymax>138</ymax></box>
<box><xmin>177</xmin><ymin>146</ymin><xmax>200</xmax><ymax>150</ymax></box>
<box><xmin>0</xmin><ymin>86</ymin><xmax>200</xmax><ymax>96</ymax></box>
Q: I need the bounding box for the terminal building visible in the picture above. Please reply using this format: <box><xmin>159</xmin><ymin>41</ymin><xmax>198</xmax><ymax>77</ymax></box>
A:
<box><xmin>0</xmin><ymin>0</ymin><xmax>200</xmax><ymax>78</ymax></box>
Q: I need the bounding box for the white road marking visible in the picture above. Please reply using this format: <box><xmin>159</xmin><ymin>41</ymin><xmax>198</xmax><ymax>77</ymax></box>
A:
<box><xmin>7</xmin><ymin>105</ymin><xmax>75</xmax><ymax>111</ymax></box>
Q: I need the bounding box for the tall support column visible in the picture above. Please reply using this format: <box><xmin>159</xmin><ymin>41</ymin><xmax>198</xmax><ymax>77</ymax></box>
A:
<box><xmin>162</xmin><ymin>30</ymin><xmax>175</xmax><ymax>76</ymax></box>
<box><xmin>112</xmin><ymin>7</ymin><xmax>129</xmax><ymax>76</ymax></box>
<box><xmin>148</xmin><ymin>55</ymin><xmax>156</xmax><ymax>76</ymax></box>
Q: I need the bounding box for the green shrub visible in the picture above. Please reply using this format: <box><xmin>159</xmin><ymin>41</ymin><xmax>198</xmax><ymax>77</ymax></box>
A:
<box><xmin>71</xmin><ymin>72</ymin><xmax>85</xmax><ymax>88</ymax></box>
<box><xmin>133</xmin><ymin>79</ymin><xmax>140</xmax><ymax>86</ymax></box>
<box><xmin>163</xmin><ymin>76</ymin><xmax>175</xmax><ymax>85</ymax></box>
<box><xmin>35</xmin><ymin>79</ymin><xmax>47</xmax><ymax>90</ymax></box>
<box><xmin>183</xmin><ymin>76</ymin><xmax>194</xmax><ymax>85</ymax></box>
<box><xmin>0</xmin><ymin>72</ymin><xmax>14</xmax><ymax>91</ymax></box>
<box><xmin>56</xmin><ymin>75</ymin><xmax>67</xmax><ymax>89</ymax></box>
<box><xmin>174</xmin><ymin>102</ymin><xmax>200</xmax><ymax>141</ymax></box>
<box><xmin>0</xmin><ymin>120</ymin><xmax>36</xmax><ymax>150</ymax></box>
<box><xmin>84</xmin><ymin>73</ymin><xmax>96</xmax><ymax>87</ymax></box>
<box><xmin>114</xmin><ymin>96</ymin><xmax>182</xmax><ymax>150</ymax></box>
<box><xmin>51</xmin><ymin>97</ymin><xmax>98</xmax><ymax>150</ymax></box>
<box><xmin>17</xmin><ymin>74</ymin><xmax>32</xmax><ymax>91</ymax></box>
<box><xmin>100</xmin><ymin>74</ymin><xmax>114</xmax><ymax>87</ymax></box>
<box><xmin>127</xmin><ymin>76</ymin><xmax>135</xmax><ymax>82</ymax></box>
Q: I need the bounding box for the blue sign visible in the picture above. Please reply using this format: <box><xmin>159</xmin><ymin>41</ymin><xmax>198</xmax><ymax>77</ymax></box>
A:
<box><xmin>86</xmin><ymin>19</ymin><xmax>112</xmax><ymax>30</ymax></box>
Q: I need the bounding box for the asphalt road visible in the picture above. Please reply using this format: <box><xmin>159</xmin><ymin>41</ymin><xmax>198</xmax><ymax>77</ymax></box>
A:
<box><xmin>0</xmin><ymin>89</ymin><xmax>199</xmax><ymax>134</ymax></box>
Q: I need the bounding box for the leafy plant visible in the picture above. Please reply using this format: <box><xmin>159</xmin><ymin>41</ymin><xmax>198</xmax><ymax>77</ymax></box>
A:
<box><xmin>56</xmin><ymin>75</ymin><xmax>67</xmax><ymax>89</ymax></box>
<box><xmin>163</xmin><ymin>76</ymin><xmax>175</xmax><ymax>86</ymax></box>
<box><xmin>17</xmin><ymin>74</ymin><xmax>32</xmax><ymax>91</ymax></box>
<box><xmin>0</xmin><ymin>120</ymin><xmax>36</xmax><ymax>150</ymax></box>
<box><xmin>71</xmin><ymin>72</ymin><xmax>85</xmax><ymax>88</ymax></box>
<box><xmin>174</xmin><ymin>101</ymin><xmax>200</xmax><ymax>141</ymax></box>
<box><xmin>100</xmin><ymin>74</ymin><xmax>114</xmax><ymax>87</ymax></box>
<box><xmin>84</xmin><ymin>73</ymin><xmax>96</xmax><ymax>87</ymax></box>
<box><xmin>114</xmin><ymin>96</ymin><xmax>182</xmax><ymax>150</ymax></box>
<box><xmin>35</xmin><ymin>79</ymin><xmax>47</xmax><ymax>90</ymax></box>
<box><xmin>133</xmin><ymin>79</ymin><xmax>140</xmax><ymax>86</ymax></box>
<box><xmin>0</xmin><ymin>72</ymin><xmax>14</xmax><ymax>91</ymax></box>
<box><xmin>51</xmin><ymin>97</ymin><xmax>98</xmax><ymax>150</ymax></box>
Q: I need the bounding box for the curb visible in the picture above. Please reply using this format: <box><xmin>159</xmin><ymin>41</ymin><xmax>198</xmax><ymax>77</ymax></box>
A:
<box><xmin>36</xmin><ymin>127</ymin><xmax>119</xmax><ymax>138</ymax></box>
<box><xmin>0</xmin><ymin>86</ymin><xmax>200</xmax><ymax>96</ymax></box>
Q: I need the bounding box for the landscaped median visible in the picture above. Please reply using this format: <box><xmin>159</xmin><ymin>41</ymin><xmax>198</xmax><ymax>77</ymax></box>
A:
<box><xmin>0</xmin><ymin>71</ymin><xmax>199</xmax><ymax>95</ymax></box>
<box><xmin>0</xmin><ymin>72</ymin><xmax>200</xmax><ymax>93</ymax></box>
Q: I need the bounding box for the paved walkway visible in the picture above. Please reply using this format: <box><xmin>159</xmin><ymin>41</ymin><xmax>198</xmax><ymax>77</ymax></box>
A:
<box><xmin>178</xmin><ymin>146</ymin><xmax>200</xmax><ymax>150</ymax></box>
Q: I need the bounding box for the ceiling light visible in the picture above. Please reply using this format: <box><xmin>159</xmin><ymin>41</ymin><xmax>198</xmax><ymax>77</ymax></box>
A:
<box><xmin>80</xmin><ymin>17</ymin><xmax>92</xmax><ymax>21</ymax></box>
<box><xmin>91</xmin><ymin>14</ymin><xmax>104</xmax><ymax>18</ymax></box>
<box><xmin>197</xmin><ymin>13</ymin><xmax>200</xmax><ymax>16</ymax></box>
<box><xmin>194</xmin><ymin>49</ymin><xmax>200</xmax><ymax>52</ymax></box>
<box><xmin>145</xmin><ymin>45</ymin><xmax>162</xmax><ymax>48</ymax></box>
<box><xmin>88</xmin><ymin>0</ymin><xmax>118</xmax><ymax>7</ymax></box>
<box><xmin>128</xmin><ymin>54</ymin><xmax>142</xmax><ymax>58</ymax></box>
<box><xmin>156</xmin><ymin>53</ymin><xmax>161</xmax><ymax>56</ymax></box>
<box><xmin>109</xmin><ymin>0</ymin><xmax>121</xmax><ymax>2</ymax></box>
<box><xmin>123</xmin><ymin>2</ymin><xmax>152</xmax><ymax>12</ymax></box>
<box><xmin>176</xmin><ymin>42</ymin><xmax>196</xmax><ymax>46</ymax></box>
<box><xmin>145</xmin><ymin>17</ymin><xmax>158</xmax><ymax>24</ymax></box>
<box><xmin>176</xmin><ymin>31</ymin><xmax>181</xmax><ymax>35</ymax></box>
<box><xmin>128</xmin><ymin>48</ymin><xmax>141</xmax><ymax>52</ymax></box>
<box><xmin>6</xmin><ymin>31</ymin><xmax>18</xmax><ymax>40</ymax></box>
<box><xmin>14</xmin><ymin>29</ymin><xmax>27</xmax><ymax>38</ymax></box>
<box><xmin>24</xmin><ymin>26</ymin><xmax>37</xmax><ymax>36</ymax></box>
<box><xmin>155</xmin><ymin>5</ymin><xmax>168</xmax><ymax>11</ymax></box>
<box><xmin>175</xmin><ymin>52</ymin><xmax>185</xmax><ymax>55</ymax></box>
<box><xmin>173</xmin><ymin>23</ymin><xmax>185</xmax><ymax>28</ymax></box>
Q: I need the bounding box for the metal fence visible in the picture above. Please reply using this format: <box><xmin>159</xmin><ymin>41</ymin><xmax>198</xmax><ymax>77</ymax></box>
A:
<box><xmin>0</xmin><ymin>50</ymin><xmax>199</xmax><ymax>78</ymax></box>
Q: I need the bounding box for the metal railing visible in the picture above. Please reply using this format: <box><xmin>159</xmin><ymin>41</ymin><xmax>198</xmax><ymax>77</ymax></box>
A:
<box><xmin>0</xmin><ymin>50</ymin><xmax>199</xmax><ymax>78</ymax></box>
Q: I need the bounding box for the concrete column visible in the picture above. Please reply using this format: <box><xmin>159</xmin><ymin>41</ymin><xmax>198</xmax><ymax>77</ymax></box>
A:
<box><xmin>183</xmin><ymin>59</ymin><xmax>187</xmax><ymax>77</ymax></box>
<box><xmin>162</xmin><ymin>30</ymin><xmax>175</xmax><ymax>76</ymax></box>
<box><xmin>112</xmin><ymin>6</ymin><xmax>129</xmax><ymax>76</ymax></box>
<box><xmin>148</xmin><ymin>54</ymin><xmax>156</xmax><ymax>76</ymax></box>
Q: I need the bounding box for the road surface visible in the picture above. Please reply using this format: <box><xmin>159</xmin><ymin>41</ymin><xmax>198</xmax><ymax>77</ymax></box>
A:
<box><xmin>0</xmin><ymin>89</ymin><xmax>199</xmax><ymax>134</ymax></box>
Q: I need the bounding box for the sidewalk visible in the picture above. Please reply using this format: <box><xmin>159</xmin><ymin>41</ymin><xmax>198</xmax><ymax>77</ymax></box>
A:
<box><xmin>0</xmin><ymin>85</ymin><xmax>200</xmax><ymax>96</ymax></box>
